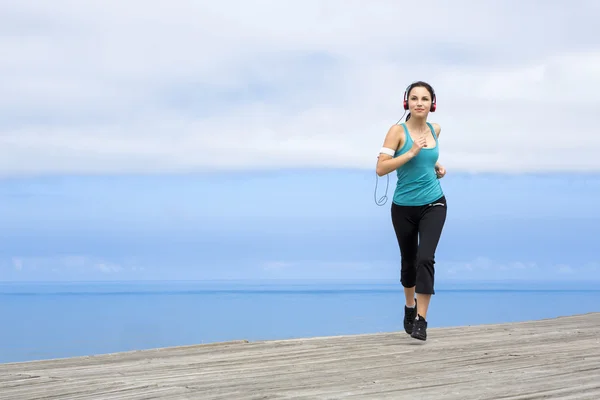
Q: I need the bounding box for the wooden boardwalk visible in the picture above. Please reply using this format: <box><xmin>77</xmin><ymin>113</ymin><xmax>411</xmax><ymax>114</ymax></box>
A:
<box><xmin>2</xmin><ymin>313</ymin><xmax>599</xmax><ymax>399</ymax></box>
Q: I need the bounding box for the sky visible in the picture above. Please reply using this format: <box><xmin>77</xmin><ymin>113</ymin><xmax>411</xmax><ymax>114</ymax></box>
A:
<box><xmin>1</xmin><ymin>0</ymin><xmax>600</xmax><ymax>283</ymax></box>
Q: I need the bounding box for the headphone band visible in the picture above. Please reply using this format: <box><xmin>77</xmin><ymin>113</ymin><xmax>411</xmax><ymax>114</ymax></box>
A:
<box><xmin>403</xmin><ymin>81</ymin><xmax>437</xmax><ymax>112</ymax></box>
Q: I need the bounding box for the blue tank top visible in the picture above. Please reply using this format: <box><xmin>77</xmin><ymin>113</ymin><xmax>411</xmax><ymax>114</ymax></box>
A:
<box><xmin>392</xmin><ymin>122</ymin><xmax>444</xmax><ymax>206</ymax></box>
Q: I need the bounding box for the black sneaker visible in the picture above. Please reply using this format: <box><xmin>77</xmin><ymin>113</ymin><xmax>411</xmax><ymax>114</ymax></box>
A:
<box><xmin>411</xmin><ymin>314</ymin><xmax>427</xmax><ymax>341</ymax></box>
<box><xmin>403</xmin><ymin>298</ymin><xmax>417</xmax><ymax>334</ymax></box>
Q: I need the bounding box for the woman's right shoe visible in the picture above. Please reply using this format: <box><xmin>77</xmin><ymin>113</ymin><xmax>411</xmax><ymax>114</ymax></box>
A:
<box><xmin>411</xmin><ymin>314</ymin><xmax>428</xmax><ymax>341</ymax></box>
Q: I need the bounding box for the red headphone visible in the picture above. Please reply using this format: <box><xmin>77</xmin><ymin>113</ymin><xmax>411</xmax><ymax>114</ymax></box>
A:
<box><xmin>403</xmin><ymin>82</ymin><xmax>436</xmax><ymax>112</ymax></box>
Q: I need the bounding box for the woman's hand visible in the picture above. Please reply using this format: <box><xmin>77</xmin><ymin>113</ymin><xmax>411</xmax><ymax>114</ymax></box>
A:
<box><xmin>410</xmin><ymin>136</ymin><xmax>427</xmax><ymax>156</ymax></box>
<box><xmin>435</xmin><ymin>164</ymin><xmax>446</xmax><ymax>179</ymax></box>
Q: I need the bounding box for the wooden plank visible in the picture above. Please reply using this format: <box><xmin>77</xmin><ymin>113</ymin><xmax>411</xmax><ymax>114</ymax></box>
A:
<box><xmin>1</xmin><ymin>313</ymin><xmax>599</xmax><ymax>399</ymax></box>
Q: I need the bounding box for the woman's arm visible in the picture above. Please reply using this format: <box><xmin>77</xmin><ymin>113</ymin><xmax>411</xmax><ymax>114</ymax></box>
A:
<box><xmin>432</xmin><ymin>123</ymin><xmax>446</xmax><ymax>178</ymax></box>
<box><xmin>376</xmin><ymin>124</ymin><xmax>417</xmax><ymax>176</ymax></box>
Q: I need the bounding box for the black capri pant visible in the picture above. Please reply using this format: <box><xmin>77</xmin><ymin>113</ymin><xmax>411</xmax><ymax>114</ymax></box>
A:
<box><xmin>391</xmin><ymin>196</ymin><xmax>447</xmax><ymax>295</ymax></box>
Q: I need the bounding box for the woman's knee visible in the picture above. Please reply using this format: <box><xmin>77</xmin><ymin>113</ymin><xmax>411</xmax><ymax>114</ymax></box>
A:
<box><xmin>415</xmin><ymin>257</ymin><xmax>436</xmax><ymax>294</ymax></box>
<box><xmin>417</xmin><ymin>255</ymin><xmax>435</xmax><ymax>267</ymax></box>
<box><xmin>400</xmin><ymin>259</ymin><xmax>417</xmax><ymax>287</ymax></box>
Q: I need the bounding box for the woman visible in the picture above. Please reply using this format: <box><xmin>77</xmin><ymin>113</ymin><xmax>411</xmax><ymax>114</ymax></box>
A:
<box><xmin>376</xmin><ymin>81</ymin><xmax>447</xmax><ymax>341</ymax></box>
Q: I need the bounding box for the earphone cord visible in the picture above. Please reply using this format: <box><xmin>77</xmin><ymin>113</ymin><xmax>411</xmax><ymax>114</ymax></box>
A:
<box><xmin>374</xmin><ymin>172</ymin><xmax>389</xmax><ymax>206</ymax></box>
<box><xmin>373</xmin><ymin>111</ymin><xmax>407</xmax><ymax>206</ymax></box>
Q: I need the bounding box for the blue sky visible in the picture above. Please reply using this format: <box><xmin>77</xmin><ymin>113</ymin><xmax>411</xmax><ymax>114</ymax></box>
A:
<box><xmin>1</xmin><ymin>171</ymin><xmax>599</xmax><ymax>282</ymax></box>
<box><xmin>1</xmin><ymin>1</ymin><xmax>600</xmax><ymax>282</ymax></box>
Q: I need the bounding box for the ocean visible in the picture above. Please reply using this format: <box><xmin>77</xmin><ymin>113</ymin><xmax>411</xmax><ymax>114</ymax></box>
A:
<box><xmin>1</xmin><ymin>280</ymin><xmax>599</xmax><ymax>364</ymax></box>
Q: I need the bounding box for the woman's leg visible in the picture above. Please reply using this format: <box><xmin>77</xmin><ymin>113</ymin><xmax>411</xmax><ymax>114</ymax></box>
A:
<box><xmin>412</xmin><ymin>198</ymin><xmax>447</xmax><ymax>340</ymax></box>
<box><xmin>391</xmin><ymin>203</ymin><xmax>419</xmax><ymax>333</ymax></box>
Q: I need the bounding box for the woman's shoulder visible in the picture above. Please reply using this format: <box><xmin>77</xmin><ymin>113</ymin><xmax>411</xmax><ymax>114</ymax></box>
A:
<box><xmin>428</xmin><ymin>122</ymin><xmax>441</xmax><ymax>137</ymax></box>
<box><xmin>385</xmin><ymin>122</ymin><xmax>408</xmax><ymax>138</ymax></box>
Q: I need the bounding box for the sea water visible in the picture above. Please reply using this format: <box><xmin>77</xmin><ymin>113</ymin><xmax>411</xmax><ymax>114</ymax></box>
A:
<box><xmin>1</xmin><ymin>280</ymin><xmax>599</xmax><ymax>364</ymax></box>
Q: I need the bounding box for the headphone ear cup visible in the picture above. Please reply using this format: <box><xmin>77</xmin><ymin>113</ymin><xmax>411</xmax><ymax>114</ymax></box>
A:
<box><xmin>430</xmin><ymin>103</ymin><xmax>436</xmax><ymax>112</ymax></box>
<box><xmin>403</xmin><ymin>86</ymin><xmax>410</xmax><ymax>110</ymax></box>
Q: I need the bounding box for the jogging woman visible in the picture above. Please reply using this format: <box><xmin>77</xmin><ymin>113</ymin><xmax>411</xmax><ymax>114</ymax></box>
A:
<box><xmin>376</xmin><ymin>81</ymin><xmax>447</xmax><ymax>341</ymax></box>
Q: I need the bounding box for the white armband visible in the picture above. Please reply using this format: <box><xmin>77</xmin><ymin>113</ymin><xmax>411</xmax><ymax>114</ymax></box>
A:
<box><xmin>379</xmin><ymin>147</ymin><xmax>395</xmax><ymax>156</ymax></box>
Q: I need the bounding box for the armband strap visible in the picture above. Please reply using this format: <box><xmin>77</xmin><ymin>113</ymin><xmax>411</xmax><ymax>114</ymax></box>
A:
<box><xmin>379</xmin><ymin>147</ymin><xmax>395</xmax><ymax>156</ymax></box>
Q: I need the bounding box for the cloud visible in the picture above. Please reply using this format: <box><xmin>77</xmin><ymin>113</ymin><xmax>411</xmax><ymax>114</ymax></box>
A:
<box><xmin>2</xmin><ymin>0</ymin><xmax>600</xmax><ymax>176</ymax></box>
<box><xmin>440</xmin><ymin>257</ymin><xmax>600</xmax><ymax>281</ymax></box>
<box><xmin>12</xmin><ymin>257</ymin><xmax>23</xmax><ymax>271</ymax></box>
<box><xmin>5</xmin><ymin>255</ymin><xmax>126</xmax><ymax>275</ymax></box>
<box><xmin>258</xmin><ymin>257</ymin><xmax>600</xmax><ymax>282</ymax></box>
<box><xmin>261</xmin><ymin>260</ymin><xmax>374</xmax><ymax>279</ymax></box>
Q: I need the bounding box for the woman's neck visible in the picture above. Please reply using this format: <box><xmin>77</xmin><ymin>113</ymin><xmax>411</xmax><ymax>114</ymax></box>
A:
<box><xmin>405</xmin><ymin>117</ymin><xmax>428</xmax><ymax>132</ymax></box>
